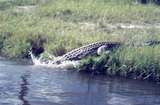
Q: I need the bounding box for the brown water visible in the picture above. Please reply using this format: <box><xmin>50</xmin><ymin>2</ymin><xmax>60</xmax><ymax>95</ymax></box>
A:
<box><xmin>0</xmin><ymin>59</ymin><xmax>160</xmax><ymax>105</ymax></box>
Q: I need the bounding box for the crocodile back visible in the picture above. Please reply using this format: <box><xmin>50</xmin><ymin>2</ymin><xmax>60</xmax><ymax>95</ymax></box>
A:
<box><xmin>60</xmin><ymin>41</ymin><xmax>121</xmax><ymax>61</ymax></box>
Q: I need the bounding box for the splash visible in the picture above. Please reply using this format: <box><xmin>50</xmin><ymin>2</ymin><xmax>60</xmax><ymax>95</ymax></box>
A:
<box><xmin>29</xmin><ymin>51</ymin><xmax>80</xmax><ymax>69</ymax></box>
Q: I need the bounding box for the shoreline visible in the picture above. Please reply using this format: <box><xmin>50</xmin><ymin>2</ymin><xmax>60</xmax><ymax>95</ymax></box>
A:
<box><xmin>1</xmin><ymin>0</ymin><xmax>160</xmax><ymax>82</ymax></box>
<box><xmin>77</xmin><ymin>50</ymin><xmax>160</xmax><ymax>82</ymax></box>
<box><xmin>1</xmin><ymin>53</ymin><xmax>160</xmax><ymax>82</ymax></box>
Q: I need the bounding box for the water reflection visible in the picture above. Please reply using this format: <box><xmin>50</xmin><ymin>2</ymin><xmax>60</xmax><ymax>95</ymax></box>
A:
<box><xmin>86</xmin><ymin>74</ymin><xmax>96</xmax><ymax>105</ymax></box>
<box><xmin>18</xmin><ymin>72</ymin><xmax>30</xmax><ymax>105</ymax></box>
<box><xmin>76</xmin><ymin>72</ymin><xmax>160</xmax><ymax>105</ymax></box>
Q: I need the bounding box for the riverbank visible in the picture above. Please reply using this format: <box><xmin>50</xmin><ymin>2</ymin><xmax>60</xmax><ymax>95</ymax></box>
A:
<box><xmin>0</xmin><ymin>0</ymin><xmax>160</xmax><ymax>81</ymax></box>
<box><xmin>1</xmin><ymin>0</ymin><xmax>160</xmax><ymax>58</ymax></box>
<box><xmin>78</xmin><ymin>46</ymin><xmax>160</xmax><ymax>82</ymax></box>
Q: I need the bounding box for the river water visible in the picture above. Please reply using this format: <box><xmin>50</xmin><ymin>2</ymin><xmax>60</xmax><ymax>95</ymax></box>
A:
<box><xmin>0</xmin><ymin>59</ymin><xmax>160</xmax><ymax>105</ymax></box>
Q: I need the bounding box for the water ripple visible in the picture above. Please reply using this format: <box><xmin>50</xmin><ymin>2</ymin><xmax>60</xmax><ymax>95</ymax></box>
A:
<box><xmin>0</xmin><ymin>60</ymin><xmax>160</xmax><ymax>105</ymax></box>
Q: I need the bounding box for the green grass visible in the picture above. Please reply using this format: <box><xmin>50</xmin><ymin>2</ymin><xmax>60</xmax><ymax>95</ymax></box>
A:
<box><xmin>0</xmin><ymin>0</ymin><xmax>42</xmax><ymax>10</ymax></box>
<box><xmin>0</xmin><ymin>0</ymin><xmax>160</xmax><ymax>56</ymax></box>
<box><xmin>37</xmin><ymin>0</ymin><xmax>160</xmax><ymax>23</ymax></box>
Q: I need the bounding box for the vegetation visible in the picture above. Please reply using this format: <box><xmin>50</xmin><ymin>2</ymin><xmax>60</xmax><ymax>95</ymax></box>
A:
<box><xmin>78</xmin><ymin>46</ymin><xmax>160</xmax><ymax>81</ymax></box>
<box><xmin>0</xmin><ymin>0</ymin><xmax>160</xmax><ymax>80</ymax></box>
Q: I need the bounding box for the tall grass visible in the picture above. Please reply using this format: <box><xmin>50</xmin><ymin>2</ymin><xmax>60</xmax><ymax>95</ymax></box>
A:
<box><xmin>38</xmin><ymin>0</ymin><xmax>160</xmax><ymax>23</ymax></box>
<box><xmin>0</xmin><ymin>0</ymin><xmax>160</xmax><ymax>58</ymax></box>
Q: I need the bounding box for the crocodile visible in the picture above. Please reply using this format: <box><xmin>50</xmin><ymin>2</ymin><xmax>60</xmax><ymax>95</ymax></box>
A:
<box><xmin>52</xmin><ymin>40</ymin><xmax>160</xmax><ymax>64</ymax></box>
<box><xmin>30</xmin><ymin>40</ymin><xmax>160</xmax><ymax>66</ymax></box>
<box><xmin>53</xmin><ymin>41</ymin><xmax>121</xmax><ymax>64</ymax></box>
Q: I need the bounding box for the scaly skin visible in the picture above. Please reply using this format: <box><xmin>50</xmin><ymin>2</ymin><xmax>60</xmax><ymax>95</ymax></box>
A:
<box><xmin>54</xmin><ymin>41</ymin><xmax>121</xmax><ymax>63</ymax></box>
